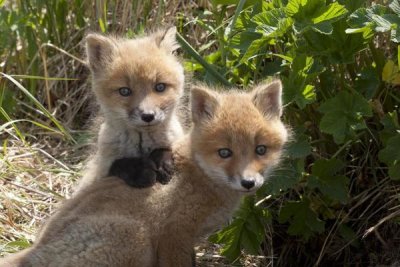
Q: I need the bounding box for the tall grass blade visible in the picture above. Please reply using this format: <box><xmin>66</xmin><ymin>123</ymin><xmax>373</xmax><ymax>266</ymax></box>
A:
<box><xmin>0</xmin><ymin>72</ymin><xmax>75</xmax><ymax>142</ymax></box>
<box><xmin>227</xmin><ymin>0</ymin><xmax>246</xmax><ymax>38</ymax></box>
<box><xmin>176</xmin><ymin>33</ymin><xmax>230</xmax><ymax>86</ymax></box>
<box><xmin>0</xmin><ymin>107</ymin><xmax>26</xmax><ymax>143</ymax></box>
<box><xmin>0</xmin><ymin>119</ymin><xmax>65</xmax><ymax>137</ymax></box>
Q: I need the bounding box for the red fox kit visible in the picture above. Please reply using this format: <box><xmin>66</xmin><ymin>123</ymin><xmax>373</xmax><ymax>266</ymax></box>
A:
<box><xmin>0</xmin><ymin>80</ymin><xmax>288</xmax><ymax>267</ymax></box>
<box><xmin>76</xmin><ymin>27</ymin><xmax>184</xmax><ymax>190</ymax></box>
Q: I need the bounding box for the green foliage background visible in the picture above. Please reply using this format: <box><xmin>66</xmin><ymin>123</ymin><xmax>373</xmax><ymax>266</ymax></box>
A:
<box><xmin>0</xmin><ymin>0</ymin><xmax>399</xmax><ymax>265</ymax></box>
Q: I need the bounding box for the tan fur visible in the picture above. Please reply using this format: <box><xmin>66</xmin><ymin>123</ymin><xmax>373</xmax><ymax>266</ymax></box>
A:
<box><xmin>0</xmin><ymin>81</ymin><xmax>288</xmax><ymax>267</ymax></box>
<box><xmin>76</xmin><ymin>27</ymin><xmax>185</xmax><ymax>191</ymax></box>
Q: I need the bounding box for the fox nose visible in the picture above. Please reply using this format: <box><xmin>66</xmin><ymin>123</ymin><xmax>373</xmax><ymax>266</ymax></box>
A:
<box><xmin>241</xmin><ymin>179</ymin><xmax>255</xmax><ymax>190</ymax></box>
<box><xmin>141</xmin><ymin>113</ymin><xmax>155</xmax><ymax>123</ymax></box>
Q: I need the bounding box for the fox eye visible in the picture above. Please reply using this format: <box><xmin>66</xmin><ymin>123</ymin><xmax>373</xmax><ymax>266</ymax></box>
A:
<box><xmin>155</xmin><ymin>83</ymin><xmax>166</xmax><ymax>93</ymax></box>
<box><xmin>255</xmin><ymin>145</ymin><xmax>267</xmax><ymax>155</ymax></box>
<box><xmin>118</xmin><ymin>87</ymin><xmax>132</xmax><ymax>97</ymax></box>
<box><xmin>218</xmin><ymin>148</ymin><xmax>232</xmax><ymax>159</ymax></box>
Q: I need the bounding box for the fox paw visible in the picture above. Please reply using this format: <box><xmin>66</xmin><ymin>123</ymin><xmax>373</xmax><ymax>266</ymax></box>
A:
<box><xmin>148</xmin><ymin>148</ymin><xmax>175</xmax><ymax>185</ymax></box>
<box><xmin>109</xmin><ymin>157</ymin><xmax>157</xmax><ymax>188</ymax></box>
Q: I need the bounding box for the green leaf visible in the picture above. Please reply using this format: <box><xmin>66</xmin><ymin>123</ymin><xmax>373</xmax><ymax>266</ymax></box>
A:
<box><xmin>339</xmin><ymin>224</ymin><xmax>360</xmax><ymax>248</ymax></box>
<box><xmin>209</xmin><ymin>219</ymin><xmax>242</xmax><ymax>261</ymax></box>
<box><xmin>278</xmin><ymin>197</ymin><xmax>325</xmax><ymax>240</ymax></box>
<box><xmin>209</xmin><ymin>198</ymin><xmax>270</xmax><ymax>262</ymax></box>
<box><xmin>285</xmin><ymin>0</ymin><xmax>304</xmax><ymax>16</ymax></box>
<box><xmin>380</xmin><ymin>111</ymin><xmax>400</xmax><ymax>145</ymax></box>
<box><xmin>379</xmin><ymin>134</ymin><xmax>400</xmax><ymax>180</ymax></box>
<box><xmin>282</xmin><ymin>54</ymin><xmax>321</xmax><ymax>108</ymax></box>
<box><xmin>319</xmin><ymin>90</ymin><xmax>373</xmax><ymax>144</ymax></box>
<box><xmin>287</xmin><ymin>0</ymin><xmax>347</xmax><ymax>35</ymax></box>
<box><xmin>239</xmin><ymin>37</ymin><xmax>268</xmax><ymax>64</ymax></box>
<box><xmin>5</xmin><ymin>240</ymin><xmax>31</xmax><ymax>249</ymax></box>
<box><xmin>390</xmin><ymin>0</ymin><xmax>400</xmax><ymax>15</ymax></box>
<box><xmin>230</xmin><ymin>31</ymin><xmax>262</xmax><ymax>50</ymax></box>
<box><xmin>286</xmin><ymin>136</ymin><xmax>312</xmax><ymax>158</ymax></box>
<box><xmin>253</xmin><ymin>8</ymin><xmax>293</xmax><ymax>37</ymax></box>
<box><xmin>302</xmin><ymin>19</ymin><xmax>369</xmax><ymax>63</ymax></box>
<box><xmin>263</xmin><ymin>158</ymin><xmax>303</xmax><ymax>195</ymax></box>
<box><xmin>354</xmin><ymin>66</ymin><xmax>380</xmax><ymax>99</ymax></box>
<box><xmin>382</xmin><ymin>60</ymin><xmax>400</xmax><ymax>85</ymax></box>
<box><xmin>312</xmin><ymin>2</ymin><xmax>348</xmax><ymax>24</ymax></box>
<box><xmin>311</xmin><ymin>21</ymin><xmax>333</xmax><ymax>34</ymax></box>
<box><xmin>308</xmin><ymin>159</ymin><xmax>349</xmax><ymax>203</ymax></box>
<box><xmin>346</xmin><ymin>4</ymin><xmax>400</xmax><ymax>43</ymax></box>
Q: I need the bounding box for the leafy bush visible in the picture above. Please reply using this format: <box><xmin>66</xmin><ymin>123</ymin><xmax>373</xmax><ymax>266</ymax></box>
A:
<box><xmin>180</xmin><ymin>0</ymin><xmax>400</xmax><ymax>265</ymax></box>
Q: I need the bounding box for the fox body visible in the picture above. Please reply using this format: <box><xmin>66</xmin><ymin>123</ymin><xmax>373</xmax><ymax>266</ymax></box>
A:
<box><xmin>76</xmin><ymin>27</ymin><xmax>185</xmax><ymax>191</ymax></box>
<box><xmin>0</xmin><ymin>80</ymin><xmax>288</xmax><ymax>267</ymax></box>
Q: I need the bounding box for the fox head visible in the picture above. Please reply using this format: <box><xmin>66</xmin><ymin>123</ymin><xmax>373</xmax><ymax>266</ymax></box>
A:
<box><xmin>85</xmin><ymin>27</ymin><xmax>184</xmax><ymax>129</ymax></box>
<box><xmin>190</xmin><ymin>80</ymin><xmax>288</xmax><ymax>193</ymax></box>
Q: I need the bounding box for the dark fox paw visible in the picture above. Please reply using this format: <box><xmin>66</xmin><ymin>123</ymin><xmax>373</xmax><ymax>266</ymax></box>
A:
<box><xmin>148</xmin><ymin>148</ymin><xmax>175</xmax><ymax>185</ymax></box>
<box><xmin>109</xmin><ymin>157</ymin><xmax>157</xmax><ymax>188</ymax></box>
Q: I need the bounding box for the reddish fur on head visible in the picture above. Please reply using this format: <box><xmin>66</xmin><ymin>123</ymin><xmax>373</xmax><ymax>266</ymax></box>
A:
<box><xmin>190</xmin><ymin>80</ymin><xmax>288</xmax><ymax>192</ymax></box>
<box><xmin>85</xmin><ymin>27</ymin><xmax>184</xmax><ymax>128</ymax></box>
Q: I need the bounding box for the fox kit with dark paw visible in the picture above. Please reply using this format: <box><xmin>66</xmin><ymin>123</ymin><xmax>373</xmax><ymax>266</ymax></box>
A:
<box><xmin>0</xmin><ymin>80</ymin><xmax>288</xmax><ymax>267</ymax></box>
<box><xmin>76</xmin><ymin>27</ymin><xmax>184</xmax><ymax>191</ymax></box>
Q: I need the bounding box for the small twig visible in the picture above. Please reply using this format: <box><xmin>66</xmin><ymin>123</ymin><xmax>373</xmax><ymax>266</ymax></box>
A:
<box><xmin>363</xmin><ymin>209</ymin><xmax>400</xmax><ymax>238</ymax></box>
<box><xmin>4</xmin><ymin>180</ymin><xmax>54</xmax><ymax>199</ymax></box>
<box><xmin>255</xmin><ymin>195</ymin><xmax>272</xmax><ymax>206</ymax></box>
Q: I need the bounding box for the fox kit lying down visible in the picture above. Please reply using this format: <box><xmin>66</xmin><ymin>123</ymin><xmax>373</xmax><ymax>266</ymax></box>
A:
<box><xmin>0</xmin><ymin>80</ymin><xmax>288</xmax><ymax>267</ymax></box>
<box><xmin>77</xmin><ymin>27</ymin><xmax>184</xmax><ymax>190</ymax></box>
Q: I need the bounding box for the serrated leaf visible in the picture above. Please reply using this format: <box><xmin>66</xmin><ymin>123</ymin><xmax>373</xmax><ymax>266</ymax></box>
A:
<box><xmin>380</xmin><ymin>111</ymin><xmax>400</xmax><ymax>145</ymax></box>
<box><xmin>5</xmin><ymin>239</ymin><xmax>31</xmax><ymax>249</ymax></box>
<box><xmin>239</xmin><ymin>37</ymin><xmax>267</xmax><ymax>64</ymax></box>
<box><xmin>287</xmin><ymin>136</ymin><xmax>312</xmax><ymax>158</ymax></box>
<box><xmin>230</xmin><ymin>31</ymin><xmax>262</xmax><ymax>50</ymax></box>
<box><xmin>209</xmin><ymin>219</ymin><xmax>242</xmax><ymax>260</ymax></box>
<box><xmin>264</xmin><ymin>158</ymin><xmax>303</xmax><ymax>195</ymax></box>
<box><xmin>308</xmin><ymin>159</ymin><xmax>349</xmax><ymax>203</ymax></box>
<box><xmin>288</xmin><ymin>0</ymin><xmax>347</xmax><ymax>35</ymax></box>
<box><xmin>379</xmin><ymin>134</ymin><xmax>400</xmax><ymax>180</ymax></box>
<box><xmin>390</xmin><ymin>0</ymin><xmax>400</xmax><ymax>15</ymax></box>
<box><xmin>278</xmin><ymin>198</ymin><xmax>325</xmax><ymax>240</ymax></box>
<box><xmin>382</xmin><ymin>60</ymin><xmax>400</xmax><ymax>85</ymax></box>
<box><xmin>312</xmin><ymin>21</ymin><xmax>333</xmax><ymax>34</ymax></box>
<box><xmin>285</xmin><ymin>0</ymin><xmax>303</xmax><ymax>16</ymax></box>
<box><xmin>355</xmin><ymin>66</ymin><xmax>380</xmax><ymax>99</ymax></box>
<box><xmin>339</xmin><ymin>224</ymin><xmax>360</xmax><ymax>248</ymax></box>
<box><xmin>253</xmin><ymin>8</ymin><xmax>293</xmax><ymax>37</ymax></box>
<box><xmin>319</xmin><ymin>90</ymin><xmax>373</xmax><ymax>144</ymax></box>
<box><xmin>209</xmin><ymin>198</ymin><xmax>268</xmax><ymax>261</ymax></box>
<box><xmin>312</xmin><ymin>2</ymin><xmax>348</xmax><ymax>24</ymax></box>
<box><xmin>312</xmin><ymin>158</ymin><xmax>344</xmax><ymax>177</ymax></box>
<box><xmin>389</xmin><ymin>164</ymin><xmax>400</xmax><ymax>180</ymax></box>
<box><xmin>282</xmin><ymin>54</ymin><xmax>321</xmax><ymax>108</ymax></box>
<box><xmin>346</xmin><ymin>4</ymin><xmax>400</xmax><ymax>42</ymax></box>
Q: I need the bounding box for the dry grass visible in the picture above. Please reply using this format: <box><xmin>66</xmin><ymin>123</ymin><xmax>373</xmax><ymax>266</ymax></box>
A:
<box><xmin>0</xmin><ymin>135</ymin><xmax>83</xmax><ymax>256</ymax></box>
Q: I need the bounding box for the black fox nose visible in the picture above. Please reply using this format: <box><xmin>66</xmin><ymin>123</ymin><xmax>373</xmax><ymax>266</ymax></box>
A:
<box><xmin>141</xmin><ymin>113</ymin><xmax>155</xmax><ymax>123</ymax></box>
<box><xmin>241</xmin><ymin>180</ymin><xmax>255</xmax><ymax>190</ymax></box>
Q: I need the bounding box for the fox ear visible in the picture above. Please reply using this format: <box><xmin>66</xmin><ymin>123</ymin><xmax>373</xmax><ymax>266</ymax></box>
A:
<box><xmin>154</xmin><ymin>26</ymin><xmax>180</xmax><ymax>53</ymax></box>
<box><xmin>191</xmin><ymin>85</ymin><xmax>220</xmax><ymax>124</ymax></box>
<box><xmin>86</xmin><ymin>33</ymin><xmax>116</xmax><ymax>73</ymax></box>
<box><xmin>251</xmin><ymin>79</ymin><xmax>283</xmax><ymax>118</ymax></box>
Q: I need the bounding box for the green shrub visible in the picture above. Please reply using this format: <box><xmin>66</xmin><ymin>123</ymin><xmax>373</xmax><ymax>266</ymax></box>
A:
<box><xmin>180</xmin><ymin>0</ymin><xmax>400</xmax><ymax>265</ymax></box>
